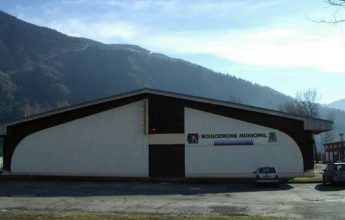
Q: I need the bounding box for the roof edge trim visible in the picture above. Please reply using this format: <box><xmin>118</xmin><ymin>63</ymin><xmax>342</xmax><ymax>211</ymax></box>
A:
<box><xmin>3</xmin><ymin>88</ymin><xmax>333</xmax><ymax>133</ymax></box>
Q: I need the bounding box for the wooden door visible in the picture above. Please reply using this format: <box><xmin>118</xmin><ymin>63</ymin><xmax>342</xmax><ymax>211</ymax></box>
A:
<box><xmin>149</xmin><ymin>145</ymin><xmax>185</xmax><ymax>177</ymax></box>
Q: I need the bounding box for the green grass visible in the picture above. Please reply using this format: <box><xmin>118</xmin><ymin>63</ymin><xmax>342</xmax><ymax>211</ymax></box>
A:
<box><xmin>0</xmin><ymin>211</ymin><xmax>283</xmax><ymax>220</ymax></box>
<box><xmin>290</xmin><ymin>175</ymin><xmax>322</xmax><ymax>183</ymax></box>
<box><xmin>288</xmin><ymin>163</ymin><xmax>326</xmax><ymax>184</ymax></box>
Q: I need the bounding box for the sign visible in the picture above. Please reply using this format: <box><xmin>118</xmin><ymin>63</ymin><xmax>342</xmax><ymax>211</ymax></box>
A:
<box><xmin>186</xmin><ymin>131</ymin><xmax>278</xmax><ymax>146</ymax></box>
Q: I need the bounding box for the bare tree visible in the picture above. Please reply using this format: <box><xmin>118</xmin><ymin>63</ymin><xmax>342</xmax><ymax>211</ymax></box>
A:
<box><xmin>321</xmin><ymin>112</ymin><xmax>336</xmax><ymax>144</ymax></box>
<box><xmin>280</xmin><ymin>89</ymin><xmax>321</xmax><ymax>162</ymax></box>
<box><xmin>318</xmin><ymin>0</ymin><xmax>345</xmax><ymax>23</ymax></box>
<box><xmin>327</xmin><ymin>0</ymin><xmax>345</xmax><ymax>7</ymax></box>
<box><xmin>280</xmin><ymin>89</ymin><xmax>320</xmax><ymax>118</ymax></box>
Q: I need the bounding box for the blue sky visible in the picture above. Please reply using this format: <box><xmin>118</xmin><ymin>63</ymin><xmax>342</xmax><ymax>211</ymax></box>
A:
<box><xmin>1</xmin><ymin>0</ymin><xmax>345</xmax><ymax>103</ymax></box>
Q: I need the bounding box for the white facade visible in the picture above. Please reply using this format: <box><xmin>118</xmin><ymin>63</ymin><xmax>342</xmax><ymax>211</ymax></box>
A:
<box><xmin>185</xmin><ymin>108</ymin><xmax>304</xmax><ymax>178</ymax></box>
<box><xmin>11</xmin><ymin>100</ymin><xmax>148</xmax><ymax>176</ymax></box>
<box><xmin>10</xmin><ymin>101</ymin><xmax>306</xmax><ymax>178</ymax></box>
<box><xmin>148</xmin><ymin>134</ymin><xmax>185</xmax><ymax>145</ymax></box>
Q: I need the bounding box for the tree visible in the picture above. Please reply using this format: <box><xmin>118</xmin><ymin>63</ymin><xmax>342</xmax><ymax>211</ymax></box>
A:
<box><xmin>319</xmin><ymin>0</ymin><xmax>345</xmax><ymax>23</ymax></box>
<box><xmin>321</xmin><ymin>112</ymin><xmax>336</xmax><ymax>144</ymax></box>
<box><xmin>280</xmin><ymin>89</ymin><xmax>321</xmax><ymax>162</ymax></box>
<box><xmin>280</xmin><ymin>89</ymin><xmax>320</xmax><ymax>118</ymax></box>
<box><xmin>326</xmin><ymin>0</ymin><xmax>345</xmax><ymax>7</ymax></box>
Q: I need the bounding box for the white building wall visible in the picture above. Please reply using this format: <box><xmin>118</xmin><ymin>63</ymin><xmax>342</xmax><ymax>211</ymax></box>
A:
<box><xmin>12</xmin><ymin>100</ymin><xmax>148</xmax><ymax>176</ymax></box>
<box><xmin>148</xmin><ymin>134</ymin><xmax>185</xmax><ymax>145</ymax></box>
<box><xmin>185</xmin><ymin>108</ymin><xmax>304</xmax><ymax>178</ymax></box>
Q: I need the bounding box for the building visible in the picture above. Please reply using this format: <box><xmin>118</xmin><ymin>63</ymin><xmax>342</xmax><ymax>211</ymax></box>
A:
<box><xmin>324</xmin><ymin>139</ymin><xmax>345</xmax><ymax>162</ymax></box>
<box><xmin>0</xmin><ymin>89</ymin><xmax>332</xmax><ymax>178</ymax></box>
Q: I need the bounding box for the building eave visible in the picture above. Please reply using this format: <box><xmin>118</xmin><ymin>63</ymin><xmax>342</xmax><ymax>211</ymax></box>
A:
<box><xmin>2</xmin><ymin>88</ymin><xmax>333</xmax><ymax>133</ymax></box>
<box><xmin>145</xmin><ymin>89</ymin><xmax>333</xmax><ymax>133</ymax></box>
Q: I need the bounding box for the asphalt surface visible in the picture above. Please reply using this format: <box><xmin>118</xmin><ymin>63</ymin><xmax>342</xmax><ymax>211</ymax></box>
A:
<box><xmin>0</xmin><ymin>180</ymin><xmax>344</xmax><ymax>219</ymax></box>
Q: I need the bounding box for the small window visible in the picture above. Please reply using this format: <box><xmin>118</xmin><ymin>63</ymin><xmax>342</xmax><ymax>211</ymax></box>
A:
<box><xmin>259</xmin><ymin>167</ymin><xmax>276</xmax><ymax>173</ymax></box>
<box><xmin>149</xmin><ymin>97</ymin><xmax>184</xmax><ymax>133</ymax></box>
<box><xmin>335</xmin><ymin>164</ymin><xmax>345</xmax><ymax>171</ymax></box>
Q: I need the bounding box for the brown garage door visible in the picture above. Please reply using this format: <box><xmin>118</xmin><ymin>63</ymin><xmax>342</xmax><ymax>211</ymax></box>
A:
<box><xmin>149</xmin><ymin>145</ymin><xmax>185</xmax><ymax>177</ymax></box>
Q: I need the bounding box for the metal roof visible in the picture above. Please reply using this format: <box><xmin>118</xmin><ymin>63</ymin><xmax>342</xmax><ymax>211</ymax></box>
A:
<box><xmin>1</xmin><ymin>88</ymin><xmax>333</xmax><ymax>135</ymax></box>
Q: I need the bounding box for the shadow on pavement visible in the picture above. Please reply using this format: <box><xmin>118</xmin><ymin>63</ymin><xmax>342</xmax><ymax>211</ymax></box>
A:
<box><xmin>0</xmin><ymin>180</ymin><xmax>294</xmax><ymax>197</ymax></box>
<box><xmin>315</xmin><ymin>183</ymin><xmax>345</xmax><ymax>191</ymax></box>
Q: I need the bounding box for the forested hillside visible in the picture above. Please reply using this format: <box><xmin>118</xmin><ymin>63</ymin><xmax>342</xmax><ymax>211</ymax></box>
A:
<box><xmin>0</xmin><ymin>10</ymin><xmax>291</xmax><ymax>123</ymax></box>
<box><xmin>327</xmin><ymin>99</ymin><xmax>345</xmax><ymax>111</ymax></box>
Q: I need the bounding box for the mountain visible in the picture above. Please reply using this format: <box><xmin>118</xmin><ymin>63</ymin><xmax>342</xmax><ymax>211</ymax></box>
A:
<box><xmin>0</xmin><ymin>10</ymin><xmax>292</xmax><ymax>123</ymax></box>
<box><xmin>327</xmin><ymin>99</ymin><xmax>345</xmax><ymax>111</ymax></box>
<box><xmin>0</xmin><ymin>10</ymin><xmax>344</xmax><ymax>147</ymax></box>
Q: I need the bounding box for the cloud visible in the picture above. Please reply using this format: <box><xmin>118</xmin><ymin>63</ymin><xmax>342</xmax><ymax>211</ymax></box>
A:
<box><xmin>140</xmin><ymin>28</ymin><xmax>345</xmax><ymax>74</ymax></box>
<box><xmin>9</xmin><ymin>0</ymin><xmax>345</xmax><ymax>73</ymax></box>
<box><xmin>32</xmin><ymin>15</ymin><xmax>345</xmax><ymax>74</ymax></box>
<box><xmin>62</xmin><ymin>0</ymin><xmax>282</xmax><ymax>18</ymax></box>
<box><xmin>50</xmin><ymin>19</ymin><xmax>143</xmax><ymax>43</ymax></box>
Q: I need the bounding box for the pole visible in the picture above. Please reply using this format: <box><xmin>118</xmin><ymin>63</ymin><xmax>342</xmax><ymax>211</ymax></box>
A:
<box><xmin>340</xmin><ymin>133</ymin><xmax>344</xmax><ymax>161</ymax></box>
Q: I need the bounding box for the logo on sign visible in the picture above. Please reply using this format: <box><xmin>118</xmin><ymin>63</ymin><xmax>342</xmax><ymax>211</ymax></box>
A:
<box><xmin>187</xmin><ymin>133</ymin><xmax>199</xmax><ymax>144</ymax></box>
<box><xmin>268</xmin><ymin>131</ymin><xmax>278</xmax><ymax>143</ymax></box>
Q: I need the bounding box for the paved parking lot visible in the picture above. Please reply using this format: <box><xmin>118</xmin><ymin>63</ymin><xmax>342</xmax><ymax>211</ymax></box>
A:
<box><xmin>0</xmin><ymin>180</ymin><xmax>344</xmax><ymax>219</ymax></box>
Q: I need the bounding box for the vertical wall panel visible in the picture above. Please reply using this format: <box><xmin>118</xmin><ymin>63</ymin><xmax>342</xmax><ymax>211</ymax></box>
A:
<box><xmin>11</xmin><ymin>101</ymin><xmax>149</xmax><ymax>176</ymax></box>
<box><xmin>185</xmin><ymin>107</ymin><xmax>304</xmax><ymax>177</ymax></box>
